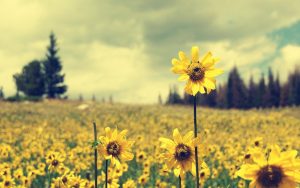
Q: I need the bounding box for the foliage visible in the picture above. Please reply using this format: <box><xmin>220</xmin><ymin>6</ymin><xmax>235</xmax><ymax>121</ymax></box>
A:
<box><xmin>43</xmin><ymin>32</ymin><xmax>67</xmax><ymax>99</ymax></box>
<box><xmin>13</xmin><ymin>60</ymin><xmax>45</xmax><ymax>97</ymax></box>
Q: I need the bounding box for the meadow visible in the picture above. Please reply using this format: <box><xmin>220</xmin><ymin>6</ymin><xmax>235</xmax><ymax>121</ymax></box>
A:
<box><xmin>0</xmin><ymin>101</ymin><xmax>299</xmax><ymax>188</ymax></box>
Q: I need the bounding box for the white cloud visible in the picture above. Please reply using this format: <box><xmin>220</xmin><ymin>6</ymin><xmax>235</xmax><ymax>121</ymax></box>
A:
<box><xmin>272</xmin><ymin>45</ymin><xmax>300</xmax><ymax>82</ymax></box>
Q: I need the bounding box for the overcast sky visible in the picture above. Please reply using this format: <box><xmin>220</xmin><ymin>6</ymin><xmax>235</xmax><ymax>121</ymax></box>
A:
<box><xmin>1</xmin><ymin>0</ymin><xmax>300</xmax><ymax>103</ymax></box>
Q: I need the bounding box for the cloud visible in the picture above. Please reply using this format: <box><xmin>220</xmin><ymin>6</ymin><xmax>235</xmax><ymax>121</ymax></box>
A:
<box><xmin>272</xmin><ymin>45</ymin><xmax>300</xmax><ymax>82</ymax></box>
<box><xmin>0</xmin><ymin>0</ymin><xmax>300</xmax><ymax>102</ymax></box>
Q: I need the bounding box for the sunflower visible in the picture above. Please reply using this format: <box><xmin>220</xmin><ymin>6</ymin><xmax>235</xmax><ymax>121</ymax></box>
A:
<box><xmin>98</xmin><ymin>127</ymin><xmax>134</xmax><ymax>168</ymax></box>
<box><xmin>159</xmin><ymin>128</ymin><xmax>201</xmax><ymax>177</ymax></box>
<box><xmin>46</xmin><ymin>151</ymin><xmax>65</xmax><ymax>172</ymax></box>
<box><xmin>237</xmin><ymin>145</ymin><xmax>300</xmax><ymax>188</ymax></box>
<box><xmin>171</xmin><ymin>46</ymin><xmax>223</xmax><ymax>95</ymax></box>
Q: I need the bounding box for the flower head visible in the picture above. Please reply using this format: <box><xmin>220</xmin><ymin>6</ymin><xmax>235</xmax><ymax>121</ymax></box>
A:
<box><xmin>237</xmin><ymin>145</ymin><xmax>300</xmax><ymax>188</ymax></box>
<box><xmin>98</xmin><ymin>127</ymin><xmax>134</xmax><ymax>168</ymax></box>
<box><xmin>171</xmin><ymin>46</ymin><xmax>223</xmax><ymax>95</ymax></box>
<box><xmin>159</xmin><ymin>128</ymin><xmax>201</xmax><ymax>177</ymax></box>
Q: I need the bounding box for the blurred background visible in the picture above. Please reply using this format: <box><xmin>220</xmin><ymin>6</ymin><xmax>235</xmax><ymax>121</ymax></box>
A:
<box><xmin>0</xmin><ymin>0</ymin><xmax>300</xmax><ymax>107</ymax></box>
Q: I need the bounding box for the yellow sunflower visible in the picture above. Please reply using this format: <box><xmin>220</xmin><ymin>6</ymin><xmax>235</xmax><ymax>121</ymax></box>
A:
<box><xmin>171</xmin><ymin>46</ymin><xmax>223</xmax><ymax>95</ymax></box>
<box><xmin>159</xmin><ymin>128</ymin><xmax>201</xmax><ymax>177</ymax></box>
<box><xmin>237</xmin><ymin>145</ymin><xmax>300</xmax><ymax>188</ymax></box>
<box><xmin>46</xmin><ymin>151</ymin><xmax>65</xmax><ymax>172</ymax></box>
<box><xmin>98</xmin><ymin>127</ymin><xmax>134</xmax><ymax>168</ymax></box>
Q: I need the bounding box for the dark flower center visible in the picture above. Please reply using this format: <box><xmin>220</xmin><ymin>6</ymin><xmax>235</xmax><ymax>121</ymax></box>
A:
<box><xmin>257</xmin><ymin>165</ymin><xmax>283</xmax><ymax>187</ymax></box>
<box><xmin>62</xmin><ymin>176</ymin><xmax>68</xmax><ymax>183</ymax></box>
<box><xmin>52</xmin><ymin>160</ymin><xmax>59</xmax><ymax>166</ymax></box>
<box><xmin>4</xmin><ymin>181</ymin><xmax>10</xmax><ymax>186</ymax></box>
<box><xmin>174</xmin><ymin>143</ymin><xmax>192</xmax><ymax>161</ymax></box>
<box><xmin>106</xmin><ymin>141</ymin><xmax>121</xmax><ymax>156</ymax></box>
<box><xmin>188</xmin><ymin>64</ymin><xmax>205</xmax><ymax>81</ymax></box>
<box><xmin>244</xmin><ymin>154</ymin><xmax>251</xmax><ymax>159</ymax></box>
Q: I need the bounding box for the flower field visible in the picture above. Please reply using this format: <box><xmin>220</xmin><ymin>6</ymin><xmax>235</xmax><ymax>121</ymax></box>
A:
<box><xmin>0</xmin><ymin>101</ymin><xmax>299</xmax><ymax>187</ymax></box>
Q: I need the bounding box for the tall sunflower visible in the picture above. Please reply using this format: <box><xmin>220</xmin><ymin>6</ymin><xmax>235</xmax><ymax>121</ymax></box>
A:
<box><xmin>171</xmin><ymin>46</ymin><xmax>223</xmax><ymax>96</ymax></box>
<box><xmin>159</xmin><ymin>128</ymin><xmax>202</xmax><ymax>177</ymax></box>
<box><xmin>98</xmin><ymin>127</ymin><xmax>134</xmax><ymax>168</ymax></box>
<box><xmin>237</xmin><ymin>145</ymin><xmax>300</xmax><ymax>188</ymax></box>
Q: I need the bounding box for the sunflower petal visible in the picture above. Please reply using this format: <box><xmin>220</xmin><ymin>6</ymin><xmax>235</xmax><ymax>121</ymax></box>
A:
<box><xmin>173</xmin><ymin>129</ymin><xmax>183</xmax><ymax>144</ymax></box>
<box><xmin>178</xmin><ymin>74</ymin><xmax>189</xmax><ymax>81</ymax></box>
<box><xmin>205</xmin><ymin>69</ymin><xmax>224</xmax><ymax>78</ymax></box>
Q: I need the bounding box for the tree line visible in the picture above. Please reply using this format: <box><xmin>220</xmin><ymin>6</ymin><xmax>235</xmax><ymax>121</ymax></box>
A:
<box><xmin>2</xmin><ymin>32</ymin><xmax>67</xmax><ymax>101</ymax></box>
<box><xmin>166</xmin><ymin>66</ymin><xmax>300</xmax><ymax>109</ymax></box>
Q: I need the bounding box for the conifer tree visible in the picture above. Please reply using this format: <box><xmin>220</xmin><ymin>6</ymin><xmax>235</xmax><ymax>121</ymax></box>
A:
<box><xmin>248</xmin><ymin>75</ymin><xmax>258</xmax><ymax>108</ymax></box>
<box><xmin>44</xmin><ymin>32</ymin><xmax>67</xmax><ymax>98</ymax></box>
<box><xmin>226</xmin><ymin>67</ymin><xmax>248</xmax><ymax>109</ymax></box>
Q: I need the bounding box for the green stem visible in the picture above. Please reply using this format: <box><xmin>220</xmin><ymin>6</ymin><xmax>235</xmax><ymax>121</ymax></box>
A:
<box><xmin>93</xmin><ymin>122</ymin><xmax>98</xmax><ymax>188</ymax></box>
<box><xmin>194</xmin><ymin>96</ymin><xmax>200</xmax><ymax>188</ymax></box>
<box><xmin>179</xmin><ymin>175</ymin><xmax>182</xmax><ymax>188</ymax></box>
<box><xmin>105</xmin><ymin>160</ymin><xmax>109</xmax><ymax>188</ymax></box>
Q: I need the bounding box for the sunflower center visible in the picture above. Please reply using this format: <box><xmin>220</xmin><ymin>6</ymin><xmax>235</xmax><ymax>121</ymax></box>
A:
<box><xmin>174</xmin><ymin>143</ymin><xmax>192</xmax><ymax>161</ymax></box>
<box><xmin>257</xmin><ymin>165</ymin><xmax>283</xmax><ymax>187</ymax></box>
<box><xmin>106</xmin><ymin>141</ymin><xmax>121</xmax><ymax>156</ymax></box>
<box><xmin>52</xmin><ymin>160</ymin><xmax>59</xmax><ymax>166</ymax></box>
<box><xmin>62</xmin><ymin>176</ymin><xmax>68</xmax><ymax>184</ymax></box>
<box><xmin>4</xmin><ymin>181</ymin><xmax>10</xmax><ymax>186</ymax></box>
<box><xmin>188</xmin><ymin>63</ymin><xmax>205</xmax><ymax>81</ymax></box>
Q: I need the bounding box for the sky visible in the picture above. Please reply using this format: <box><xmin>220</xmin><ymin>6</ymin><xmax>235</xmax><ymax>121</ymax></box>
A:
<box><xmin>1</xmin><ymin>0</ymin><xmax>300</xmax><ymax>103</ymax></box>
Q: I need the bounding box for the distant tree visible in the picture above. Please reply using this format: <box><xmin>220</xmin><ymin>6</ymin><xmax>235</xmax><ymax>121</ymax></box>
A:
<box><xmin>265</xmin><ymin>68</ymin><xmax>279</xmax><ymax>108</ymax></box>
<box><xmin>257</xmin><ymin>74</ymin><xmax>267</xmax><ymax>108</ymax></box>
<box><xmin>109</xmin><ymin>95</ymin><xmax>113</xmax><ymax>104</ymax></box>
<box><xmin>183</xmin><ymin>92</ymin><xmax>193</xmax><ymax>105</ymax></box>
<box><xmin>166</xmin><ymin>85</ymin><xmax>182</xmax><ymax>104</ymax></box>
<box><xmin>199</xmin><ymin>91</ymin><xmax>217</xmax><ymax>107</ymax></box>
<box><xmin>44</xmin><ymin>32</ymin><xmax>67</xmax><ymax>98</ymax></box>
<box><xmin>102</xmin><ymin>97</ymin><xmax>106</xmax><ymax>103</ymax></box>
<box><xmin>92</xmin><ymin>94</ymin><xmax>96</xmax><ymax>102</ymax></box>
<box><xmin>79</xmin><ymin>94</ymin><xmax>83</xmax><ymax>101</ymax></box>
<box><xmin>216</xmin><ymin>84</ymin><xmax>227</xmax><ymax>108</ymax></box>
<box><xmin>0</xmin><ymin>87</ymin><xmax>4</xmax><ymax>100</ymax></box>
<box><xmin>280</xmin><ymin>83</ymin><xmax>289</xmax><ymax>106</ymax></box>
<box><xmin>287</xmin><ymin>68</ymin><xmax>300</xmax><ymax>106</ymax></box>
<box><xmin>274</xmin><ymin>74</ymin><xmax>281</xmax><ymax>107</ymax></box>
<box><xmin>158</xmin><ymin>93</ymin><xmax>163</xmax><ymax>105</ymax></box>
<box><xmin>226</xmin><ymin>67</ymin><xmax>248</xmax><ymax>109</ymax></box>
<box><xmin>248</xmin><ymin>75</ymin><xmax>258</xmax><ymax>108</ymax></box>
<box><xmin>13</xmin><ymin>60</ymin><xmax>45</xmax><ymax>97</ymax></box>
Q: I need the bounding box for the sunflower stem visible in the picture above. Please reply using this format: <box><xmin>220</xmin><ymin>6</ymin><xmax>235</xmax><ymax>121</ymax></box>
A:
<box><xmin>105</xmin><ymin>160</ymin><xmax>109</xmax><ymax>188</ymax></box>
<box><xmin>179</xmin><ymin>175</ymin><xmax>181</xmax><ymax>188</ymax></box>
<box><xmin>93</xmin><ymin>122</ymin><xmax>98</xmax><ymax>188</ymax></box>
<box><xmin>194</xmin><ymin>96</ymin><xmax>200</xmax><ymax>188</ymax></box>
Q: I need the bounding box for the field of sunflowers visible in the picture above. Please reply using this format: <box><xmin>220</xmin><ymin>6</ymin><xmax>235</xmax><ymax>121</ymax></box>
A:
<box><xmin>0</xmin><ymin>101</ymin><xmax>299</xmax><ymax>187</ymax></box>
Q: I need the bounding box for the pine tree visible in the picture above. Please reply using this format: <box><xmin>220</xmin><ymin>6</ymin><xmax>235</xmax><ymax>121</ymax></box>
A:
<box><xmin>0</xmin><ymin>87</ymin><xmax>4</xmax><ymax>100</ymax></box>
<box><xmin>216</xmin><ymin>84</ymin><xmax>227</xmax><ymax>108</ymax></box>
<box><xmin>257</xmin><ymin>74</ymin><xmax>267</xmax><ymax>108</ymax></box>
<box><xmin>44</xmin><ymin>32</ymin><xmax>67</xmax><ymax>98</ymax></box>
<box><xmin>226</xmin><ymin>67</ymin><xmax>248</xmax><ymax>109</ymax></box>
<box><xmin>248</xmin><ymin>75</ymin><xmax>258</xmax><ymax>108</ymax></box>
<box><xmin>274</xmin><ymin>74</ymin><xmax>281</xmax><ymax>107</ymax></box>
<box><xmin>13</xmin><ymin>60</ymin><xmax>45</xmax><ymax>97</ymax></box>
<box><xmin>158</xmin><ymin>93</ymin><xmax>163</xmax><ymax>105</ymax></box>
<box><xmin>266</xmin><ymin>68</ymin><xmax>277</xmax><ymax>108</ymax></box>
<box><xmin>288</xmin><ymin>68</ymin><xmax>300</xmax><ymax>106</ymax></box>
